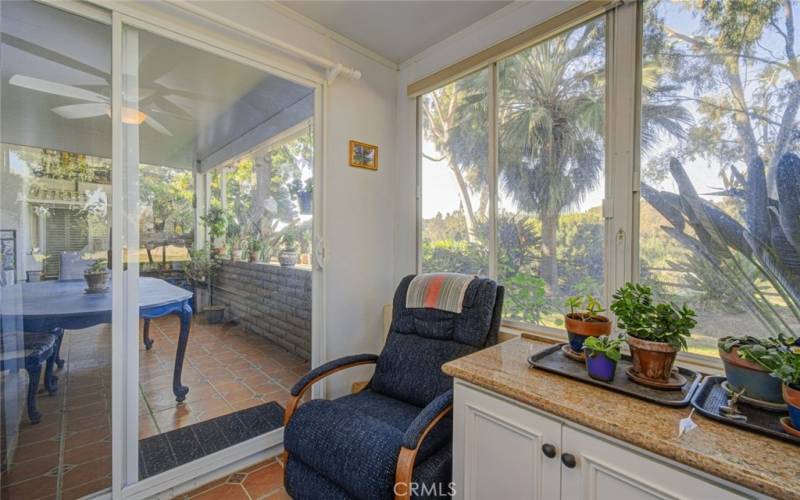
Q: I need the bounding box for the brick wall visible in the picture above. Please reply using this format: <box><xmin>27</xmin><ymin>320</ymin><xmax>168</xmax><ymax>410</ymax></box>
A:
<box><xmin>213</xmin><ymin>261</ymin><xmax>311</xmax><ymax>360</ymax></box>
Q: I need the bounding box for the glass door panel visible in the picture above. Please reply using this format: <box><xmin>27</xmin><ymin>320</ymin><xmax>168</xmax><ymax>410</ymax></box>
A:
<box><xmin>122</xmin><ymin>23</ymin><xmax>314</xmax><ymax>481</ymax></box>
<box><xmin>1</xmin><ymin>2</ymin><xmax>112</xmax><ymax>497</ymax></box>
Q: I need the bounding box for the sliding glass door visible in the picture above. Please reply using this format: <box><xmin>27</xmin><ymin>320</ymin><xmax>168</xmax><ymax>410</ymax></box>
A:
<box><xmin>1</xmin><ymin>2</ymin><xmax>319</xmax><ymax>496</ymax></box>
<box><xmin>121</xmin><ymin>21</ymin><xmax>315</xmax><ymax>484</ymax></box>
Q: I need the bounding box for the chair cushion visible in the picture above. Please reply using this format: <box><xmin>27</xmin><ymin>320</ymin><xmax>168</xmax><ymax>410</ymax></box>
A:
<box><xmin>285</xmin><ymin>456</ymin><xmax>354</xmax><ymax>500</ymax></box>
<box><xmin>284</xmin><ymin>391</ymin><xmax>452</xmax><ymax>500</ymax></box>
<box><xmin>371</xmin><ymin>334</ymin><xmax>473</xmax><ymax>408</ymax></box>
<box><xmin>371</xmin><ymin>275</ymin><xmax>497</xmax><ymax>407</ymax></box>
<box><xmin>0</xmin><ymin>332</ymin><xmax>55</xmax><ymax>363</ymax></box>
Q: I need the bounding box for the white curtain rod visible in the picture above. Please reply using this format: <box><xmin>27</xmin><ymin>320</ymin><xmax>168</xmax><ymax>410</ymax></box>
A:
<box><xmin>169</xmin><ymin>0</ymin><xmax>362</xmax><ymax>83</ymax></box>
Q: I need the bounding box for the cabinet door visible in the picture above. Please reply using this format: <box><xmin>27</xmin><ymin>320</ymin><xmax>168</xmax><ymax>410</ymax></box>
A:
<box><xmin>453</xmin><ymin>382</ymin><xmax>562</xmax><ymax>500</ymax></box>
<box><xmin>560</xmin><ymin>426</ymin><xmax>753</xmax><ymax>500</ymax></box>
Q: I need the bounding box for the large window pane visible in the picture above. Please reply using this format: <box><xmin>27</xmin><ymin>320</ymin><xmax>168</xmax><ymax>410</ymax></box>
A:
<box><xmin>420</xmin><ymin>69</ymin><xmax>490</xmax><ymax>275</ymax></box>
<box><xmin>640</xmin><ymin>0</ymin><xmax>800</xmax><ymax>356</ymax></box>
<box><xmin>497</xmin><ymin>18</ymin><xmax>606</xmax><ymax>327</ymax></box>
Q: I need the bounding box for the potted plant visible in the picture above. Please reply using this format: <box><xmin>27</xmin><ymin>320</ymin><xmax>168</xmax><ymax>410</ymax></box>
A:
<box><xmin>754</xmin><ymin>347</ymin><xmax>800</xmax><ymax>431</ymax></box>
<box><xmin>248</xmin><ymin>237</ymin><xmax>263</xmax><ymax>263</ymax></box>
<box><xmin>84</xmin><ymin>258</ymin><xmax>109</xmax><ymax>293</ymax></box>
<box><xmin>230</xmin><ymin>235</ymin><xmax>244</xmax><ymax>261</ymax></box>
<box><xmin>718</xmin><ymin>335</ymin><xmax>795</xmax><ymax>404</ymax></box>
<box><xmin>279</xmin><ymin>234</ymin><xmax>299</xmax><ymax>267</ymax></box>
<box><xmin>610</xmin><ymin>283</ymin><xmax>695</xmax><ymax>383</ymax></box>
<box><xmin>564</xmin><ymin>295</ymin><xmax>612</xmax><ymax>353</ymax></box>
<box><xmin>583</xmin><ymin>336</ymin><xmax>623</xmax><ymax>382</ymax></box>
<box><xmin>201</xmin><ymin>207</ymin><xmax>227</xmax><ymax>256</ymax></box>
<box><xmin>184</xmin><ymin>248</ymin><xmax>225</xmax><ymax>323</ymax></box>
<box><xmin>297</xmin><ymin>179</ymin><xmax>313</xmax><ymax>215</ymax></box>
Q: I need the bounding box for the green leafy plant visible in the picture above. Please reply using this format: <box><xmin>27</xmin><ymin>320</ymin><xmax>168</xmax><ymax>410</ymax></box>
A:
<box><xmin>726</xmin><ymin>334</ymin><xmax>799</xmax><ymax>376</ymax></box>
<box><xmin>201</xmin><ymin>207</ymin><xmax>227</xmax><ymax>241</ymax></box>
<box><xmin>249</xmin><ymin>237</ymin><xmax>264</xmax><ymax>254</ymax></box>
<box><xmin>765</xmin><ymin>348</ymin><xmax>800</xmax><ymax>387</ymax></box>
<box><xmin>610</xmin><ymin>283</ymin><xmax>696</xmax><ymax>350</ymax></box>
<box><xmin>583</xmin><ymin>336</ymin><xmax>623</xmax><ymax>362</ymax></box>
<box><xmin>85</xmin><ymin>259</ymin><xmax>107</xmax><ymax>275</ymax></box>
<box><xmin>564</xmin><ymin>295</ymin><xmax>607</xmax><ymax>322</ymax></box>
<box><xmin>282</xmin><ymin>234</ymin><xmax>298</xmax><ymax>252</ymax></box>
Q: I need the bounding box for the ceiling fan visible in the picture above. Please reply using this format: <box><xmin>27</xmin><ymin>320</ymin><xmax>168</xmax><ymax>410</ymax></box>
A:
<box><xmin>9</xmin><ymin>74</ymin><xmax>173</xmax><ymax>136</ymax></box>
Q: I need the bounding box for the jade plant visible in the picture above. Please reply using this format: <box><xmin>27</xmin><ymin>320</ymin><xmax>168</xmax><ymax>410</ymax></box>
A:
<box><xmin>610</xmin><ymin>283</ymin><xmax>696</xmax><ymax>351</ymax></box>
<box><xmin>583</xmin><ymin>336</ymin><xmax>623</xmax><ymax>362</ymax></box>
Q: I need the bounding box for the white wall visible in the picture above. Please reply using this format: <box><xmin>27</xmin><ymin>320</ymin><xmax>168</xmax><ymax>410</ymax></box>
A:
<box><xmin>393</xmin><ymin>1</ymin><xmax>580</xmax><ymax>284</ymax></box>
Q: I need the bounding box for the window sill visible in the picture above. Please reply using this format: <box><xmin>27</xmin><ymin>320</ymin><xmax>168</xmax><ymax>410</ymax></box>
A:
<box><xmin>499</xmin><ymin>321</ymin><xmax>723</xmax><ymax>376</ymax></box>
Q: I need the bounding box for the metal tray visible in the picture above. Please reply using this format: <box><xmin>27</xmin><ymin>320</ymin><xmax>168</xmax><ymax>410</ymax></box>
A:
<box><xmin>691</xmin><ymin>376</ymin><xmax>800</xmax><ymax>445</ymax></box>
<box><xmin>527</xmin><ymin>343</ymin><xmax>701</xmax><ymax>407</ymax></box>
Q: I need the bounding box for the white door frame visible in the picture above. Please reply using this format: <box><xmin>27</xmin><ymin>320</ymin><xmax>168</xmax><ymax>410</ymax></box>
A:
<box><xmin>30</xmin><ymin>0</ymin><xmax>327</xmax><ymax>497</ymax></box>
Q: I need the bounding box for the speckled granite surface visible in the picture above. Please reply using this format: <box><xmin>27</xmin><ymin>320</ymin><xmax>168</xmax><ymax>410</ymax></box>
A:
<box><xmin>443</xmin><ymin>337</ymin><xmax>800</xmax><ymax>500</ymax></box>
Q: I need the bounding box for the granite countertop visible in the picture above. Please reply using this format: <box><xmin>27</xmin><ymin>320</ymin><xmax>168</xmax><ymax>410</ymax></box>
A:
<box><xmin>443</xmin><ymin>337</ymin><xmax>800</xmax><ymax>500</ymax></box>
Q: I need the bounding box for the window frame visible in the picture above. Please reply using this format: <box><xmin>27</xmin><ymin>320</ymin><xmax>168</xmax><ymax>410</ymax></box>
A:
<box><xmin>413</xmin><ymin>1</ymin><xmax>724</xmax><ymax>370</ymax></box>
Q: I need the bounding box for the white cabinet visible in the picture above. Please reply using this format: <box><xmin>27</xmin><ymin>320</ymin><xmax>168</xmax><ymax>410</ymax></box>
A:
<box><xmin>453</xmin><ymin>379</ymin><xmax>561</xmax><ymax>500</ymax></box>
<box><xmin>453</xmin><ymin>381</ymin><xmax>759</xmax><ymax>500</ymax></box>
<box><xmin>560</xmin><ymin>426</ymin><xmax>749</xmax><ymax>500</ymax></box>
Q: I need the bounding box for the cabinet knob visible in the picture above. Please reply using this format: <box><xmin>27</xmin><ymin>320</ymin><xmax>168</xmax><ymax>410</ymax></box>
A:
<box><xmin>541</xmin><ymin>443</ymin><xmax>556</xmax><ymax>458</ymax></box>
<box><xmin>561</xmin><ymin>452</ymin><xmax>577</xmax><ymax>469</ymax></box>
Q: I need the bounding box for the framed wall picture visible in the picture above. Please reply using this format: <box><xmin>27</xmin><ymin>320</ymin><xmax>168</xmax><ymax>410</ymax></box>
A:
<box><xmin>349</xmin><ymin>140</ymin><xmax>378</xmax><ymax>170</ymax></box>
<box><xmin>1</xmin><ymin>229</ymin><xmax>16</xmax><ymax>271</ymax></box>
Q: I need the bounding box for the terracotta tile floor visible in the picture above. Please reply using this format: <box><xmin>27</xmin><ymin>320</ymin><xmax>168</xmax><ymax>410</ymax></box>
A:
<box><xmin>177</xmin><ymin>456</ymin><xmax>288</xmax><ymax>500</ymax></box>
<box><xmin>1</xmin><ymin>316</ymin><xmax>307</xmax><ymax>500</ymax></box>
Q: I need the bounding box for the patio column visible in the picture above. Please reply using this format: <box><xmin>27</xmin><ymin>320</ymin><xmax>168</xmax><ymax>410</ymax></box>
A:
<box><xmin>194</xmin><ymin>168</ymin><xmax>208</xmax><ymax>250</ymax></box>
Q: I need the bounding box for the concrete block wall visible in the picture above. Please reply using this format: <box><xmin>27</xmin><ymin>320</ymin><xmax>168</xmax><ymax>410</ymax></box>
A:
<box><xmin>213</xmin><ymin>260</ymin><xmax>311</xmax><ymax>360</ymax></box>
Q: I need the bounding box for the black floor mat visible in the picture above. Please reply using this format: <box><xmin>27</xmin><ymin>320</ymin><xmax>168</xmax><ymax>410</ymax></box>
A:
<box><xmin>139</xmin><ymin>401</ymin><xmax>284</xmax><ymax>479</ymax></box>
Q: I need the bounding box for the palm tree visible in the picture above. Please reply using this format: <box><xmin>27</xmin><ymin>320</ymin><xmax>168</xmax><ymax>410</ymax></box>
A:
<box><xmin>497</xmin><ymin>21</ymin><xmax>605</xmax><ymax>293</ymax></box>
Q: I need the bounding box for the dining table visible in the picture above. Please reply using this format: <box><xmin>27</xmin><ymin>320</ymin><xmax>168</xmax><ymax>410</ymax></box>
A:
<box><xmin>0</xmin><ymin>276</ymin><xmax>194</xmax><ymax>402</ymax></box>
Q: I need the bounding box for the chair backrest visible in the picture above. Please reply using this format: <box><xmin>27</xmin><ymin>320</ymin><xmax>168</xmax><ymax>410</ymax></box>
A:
<box><xmin>59</xmin><ymin>252</ymin><xmax>90</xmax><ymax>280</ymax></box>
<box><xmin>370</xmin><ymin>274</ymin><xmax>504</xmax><ymax>407</ymax></box>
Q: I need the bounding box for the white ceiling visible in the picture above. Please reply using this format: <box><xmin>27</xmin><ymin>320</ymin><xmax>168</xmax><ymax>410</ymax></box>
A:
<box><xmin>1</xmin><ymin>1</ymin><xmax>313</xmax><ymax>170</ymax></box>
<box><xmin>278</xmin><ymin>0</ymin><xmax>512</xmax><ymax>64</ymax></box>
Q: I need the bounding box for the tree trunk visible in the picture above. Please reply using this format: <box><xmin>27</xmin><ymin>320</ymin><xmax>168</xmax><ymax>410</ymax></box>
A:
<box><xmin>539</xmin><ymin>211</ymin><xmax>559</xmax><ymax>294</ymax></box>
<box><xmin>449</xmin><ymin>164</ymin><xmax>479</xmax><ymax>244</ymax></box>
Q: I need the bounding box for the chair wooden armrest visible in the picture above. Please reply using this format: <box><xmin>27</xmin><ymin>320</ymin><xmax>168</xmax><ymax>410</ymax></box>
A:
<box><xmin>394</xmin><ymin>389</ymin><xmax>454</xmax><ymax>500</ymax></box>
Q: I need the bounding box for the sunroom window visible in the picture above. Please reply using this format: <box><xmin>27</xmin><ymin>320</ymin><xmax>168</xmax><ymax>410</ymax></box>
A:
<box><xmin>638</xmin><ymin>0</ymin><xmax>800</xmax><ymax>357</ymax></box>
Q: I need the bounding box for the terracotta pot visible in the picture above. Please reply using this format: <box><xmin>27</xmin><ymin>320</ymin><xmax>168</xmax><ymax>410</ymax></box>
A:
<box><xmin>249</xmin><ymin>251</ymin><xmax>259</xmax><ymax>263</ymax></box>
<box><xmin>719</xmin><ymin>346</ymin><xmax>783</xmax><ymax>403</ymax></box>
<box><xmin>564</xmin><ymin>314</ymin><xmax>612</xmax><ymax>352</ymax></box>
<box><xmin>626</xmin><ymin>335</ymin><xmax>678</xmax><ymax>382</ymax></box>
<box><xmin>784</xmin><ymin>384</ymin><xmax>800</xmax><ymax>429</ymax></box>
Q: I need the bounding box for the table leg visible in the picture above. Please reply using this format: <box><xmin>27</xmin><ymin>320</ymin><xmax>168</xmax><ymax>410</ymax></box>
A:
<box><xmin>52</xmin><ymin>328</ymin><xmax>65</xmax><ymax>369</ymax></box>
<box><xmin>143</xmin><ymin>318</ymin><xmax>154</xmax><ymax>350</ymax></box>
<box><xmin>172</xmin><ymin>301</ymin><xmax>192</xmax><ymax>402</ymax></box>
<box><xmin>44</xmin><ymin>352</ymin><xmax>58</xmax><ymax>395</ymax></box>
<box><xmin>24</xmin><ymin>362</ymin><xmax>42</xmax><ymax>424</ymax></box>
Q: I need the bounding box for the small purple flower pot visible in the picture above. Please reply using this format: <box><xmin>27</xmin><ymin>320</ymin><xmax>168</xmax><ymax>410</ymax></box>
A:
<box><xmin>585</xmin><ymin>351</ymin><xmax>617</xmax><ymax>382</ymax></box>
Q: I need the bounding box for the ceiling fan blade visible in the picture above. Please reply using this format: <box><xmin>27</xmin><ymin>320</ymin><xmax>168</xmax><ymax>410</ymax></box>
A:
<box><xmin>10</xmin><ymin>75</ymin><xmax>107</xmax><ymax>103</ymax></box>
<box><xmin>143</xmin><ymin>115</ymin><xmax>173</xmax><ymax>136</ymax></box>
<box><xmin>51</xmin><ymin>103</ymin><xmax>109</xmax><ymax>119</ymax></box>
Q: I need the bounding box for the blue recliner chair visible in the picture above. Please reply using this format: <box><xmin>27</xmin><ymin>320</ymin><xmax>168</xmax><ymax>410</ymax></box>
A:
<box><xmin>283</xmin><ymin>274</ymin><xmax>504</xmax><ymax>500</ymax></box>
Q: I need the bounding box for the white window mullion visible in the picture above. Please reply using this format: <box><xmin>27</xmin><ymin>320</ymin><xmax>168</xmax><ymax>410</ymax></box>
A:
<box><xmin>488</xmin><ymin>62</ymin><xmax>498</xmax><ymax>280</ymax></box>
<box><xmin>604</xmin><ymin>1</ymin><xmax>640</xmax><ymax>308</ymax></box>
